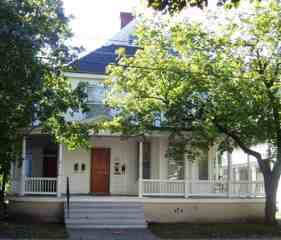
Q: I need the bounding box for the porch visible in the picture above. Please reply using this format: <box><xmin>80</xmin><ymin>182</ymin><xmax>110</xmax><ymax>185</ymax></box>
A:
<box><xmin>10</xmin><ymin>134</ymin><xmax>265</xmax><ymax>199</ymax></box>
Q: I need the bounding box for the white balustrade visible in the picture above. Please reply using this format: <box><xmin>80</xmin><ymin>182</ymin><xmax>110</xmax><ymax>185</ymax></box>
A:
<box><xmin>24</xmin><ymin>177</ymin><xmax>57</xmax><ymax>195</ymax></box>
<box><xmin>22</xmin><ymin>177</ymin><xmax>265</xmax><ymax>197</ymax></box>
<box><xmin>142</xmin><ymin>179</ymin><xmax>185</xmax><ymax>196</ymax></box>
<box><xmin>142</xmin><ymin>179</ymin><xmax>265</xmax><ymax>198</ymax></box>
<box><xmin>189</xmin><ymin>180</ymin><xmax>228</xmax><ymax>197</ymax></box>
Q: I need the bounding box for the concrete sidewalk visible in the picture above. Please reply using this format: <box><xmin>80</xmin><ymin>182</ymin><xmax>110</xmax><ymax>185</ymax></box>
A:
<box><xmin>69</xmin><ymin>229</ymin><xmax>159</xmax><ymax>240</ymax></box>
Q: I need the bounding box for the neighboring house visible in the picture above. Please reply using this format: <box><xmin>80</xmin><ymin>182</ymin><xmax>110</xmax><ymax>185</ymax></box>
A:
<box><xmin>9</xmin><ymin>12</ymin><xmax>266</xmax><ymax>228</ymax></box>
<box><xmin>221</xmin><ymin>144</ymin><xmax>281</xmax><ymax>210</ymax></box>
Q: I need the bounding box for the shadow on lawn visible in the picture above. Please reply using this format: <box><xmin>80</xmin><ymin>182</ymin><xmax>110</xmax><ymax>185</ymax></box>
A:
<box><xmin>149</xmin><ymin>222</ymin><xmax>281</xmax><ymax>239</ymax></box>
<box><xmin>0</xmin><ymin>221</ymin><xmax>68</xmax><ymax>239</ymax></box>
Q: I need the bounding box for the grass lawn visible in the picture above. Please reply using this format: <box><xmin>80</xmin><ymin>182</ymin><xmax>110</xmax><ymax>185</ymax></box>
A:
<box><xmin>0</xmin><ymin>221</ymin><xmax>68</xmax><ymax>239</ymax></box>
<box><xmin>149</xmin><ymin>223</ymin><xmax>281</xmax><ymax>239</ymax></box>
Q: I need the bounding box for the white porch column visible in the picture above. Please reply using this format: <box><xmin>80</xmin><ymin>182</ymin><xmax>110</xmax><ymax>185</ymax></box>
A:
<box><xmin>251</xmin><ymin>166</ymin><xmax>257</xmax><ymax>181</ymax></box>
<box><xmin>184</xmin><ymin>158</ymin><xmax>189</xmax><ymax>198</ymax></box>
<box><xmin>57</xmin><ymin>144</ymin><xmax>63</xmax><ymax>197</ymax></box>
<box><xmin>138</xmin><ymin>141</ymin><xmax>143</xmax><ymax>197</ymax></box>
<box><xmin>251</xmin><ymin>165</ymin><xmax>257</xmax><ymax>197</ymax></box>
<box><xmin>208</xmin><ymin>147</ymin><xmax>214</xmax><ymax>180</ymax></box>
<box><xmin>215</xmin><ymin>152</ymin><xmax>219</xmax><ymax>180</ymax></box>
<box><xmin>235</xmin><ymin>168</ymin><xmax>240</xmax><ymax>181</ymax></box>
<box><xmin>227</xmin><ymin>151</ymin><xmax>232</xmax><ymax>198</ymax></box>
<box><xmin>19</xmin><ymin>136</ymin><xmax>26</xmax><ymax>196</ymax></box>
<box><xmin>10</xmin><ymin>161</ymin><xmax>15</xmax><ymax>194</ymax></box>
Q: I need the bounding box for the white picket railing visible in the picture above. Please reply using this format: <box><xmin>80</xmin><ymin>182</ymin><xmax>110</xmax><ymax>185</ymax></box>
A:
<box><xmin>21</xmin><ymin>177</ymin><xmax>264</xmax><ymax>198</ymax></box>
<box><xmin>188</xmin><ymin>180</ymin><xmax>228</xmax><ymax>197</ymax></box>
<box><xmin>24</xmin><ymin>177</ymin><xmax>57</xmax><ymax>195</ymax></box>
<box><xmin>142</xmin><ymin>179</ymin><xmax>185</xmax><ymax>196</ymax></box>
<box><xmin>142</xmin><ymin>179</ymin><xmax>265</xmax><ymax>198</ymax></box>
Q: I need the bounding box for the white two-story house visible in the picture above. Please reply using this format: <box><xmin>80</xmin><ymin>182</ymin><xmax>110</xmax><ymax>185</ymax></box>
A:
<box><xmin>9</xmin><ymin>12</ymin><xmax>266</xmax><ymax>228</ymax></box>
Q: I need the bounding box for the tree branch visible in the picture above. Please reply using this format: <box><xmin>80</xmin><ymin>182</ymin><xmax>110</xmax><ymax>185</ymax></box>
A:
<box><xmin>215</xmin><ymin>122</ymin><xmax>270</xmax><ymax>174</ymax></box>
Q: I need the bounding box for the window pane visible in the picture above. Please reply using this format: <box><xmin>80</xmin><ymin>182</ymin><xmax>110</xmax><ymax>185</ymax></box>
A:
<box><xmin>87</xmin><ymin>85</ymin><xmax>105</xmax><ymax>103</ymax></box>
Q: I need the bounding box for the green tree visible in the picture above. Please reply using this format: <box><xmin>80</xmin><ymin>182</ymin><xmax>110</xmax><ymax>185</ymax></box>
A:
<box><xmin>106</xmin><ymin>1</ymin><xmax>281</xmax><ymax>224</ymax></box>
<box><xmin>147</xmin><ymin>0</ymin><xmax>240</xmax><ymax>13</ymax></box>
<box><xmin>0</xmin><ymin>0</ymin><xmax>91</xmax><ymax>204</ymax></box>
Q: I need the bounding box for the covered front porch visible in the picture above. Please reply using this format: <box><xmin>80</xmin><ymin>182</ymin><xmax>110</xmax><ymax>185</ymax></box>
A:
<box><xmin>9</xmin><ymin>134</ymin><xmax>265</xmax><ymax>199</ymax></box>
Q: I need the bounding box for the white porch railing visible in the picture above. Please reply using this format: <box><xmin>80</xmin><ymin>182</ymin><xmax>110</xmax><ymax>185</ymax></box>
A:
<box><xmin>189</xmin><ymin>180</ymin><xmax>228</xmax><ymax>197</ymax></box>
<box><xmin>24</xmin><ymin>177</ymin><xmax>57</xmax><ymax>195</ymax></box>
<box><xmin>142</xmin><ymin>179</ymin><xmax>185</xmax><ymax>197</ymax></box>
<box><xmin>142</xmin><ymin>179</ymin><xmax>265</xmax><ymax>198</ymax></box>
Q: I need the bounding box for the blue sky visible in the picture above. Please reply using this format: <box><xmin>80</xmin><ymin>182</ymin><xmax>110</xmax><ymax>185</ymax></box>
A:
<box><xmin>62</xmin><ymin>0</ymin><xmax>141</xmax><ymax>53</ymax></box>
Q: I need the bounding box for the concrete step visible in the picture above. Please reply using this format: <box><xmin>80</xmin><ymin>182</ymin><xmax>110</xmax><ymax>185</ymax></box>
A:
<box><xmin>65</xmin><ymin>214</ymin><xmax>146</xmax><ymax>221</ymax></box>
<box><xmin>66</xmin><ymin>218</ymin><xmax>145</xmax><ymax>224</ymax></box>
<box><xmin>66</xmin><ymin>223</ymin><xmax>147</xmax><ymax>229</ymax></box>
<box><xmin>64</xmin><ymin>200</ymin><xmax>147</xmax><ymax>229</ymax></box>
<box><xmin>67</xmin><ymin>202</ymin><xmax>143</xmax><ymax>208</ymax></box>
<box><xmin>65</xmin><ymin>213</ymin><xmax>145</xmax><ymax>219</ymax></box>
<box><xmin>68</xmin><ymin>200</ymin><xmax>142</xmax><ymax>204</ymax></box>
<box><xmin>65</xmin><ymin>208</ymin><xmax>144</xmax><ymax>214</ymax></box>
<box><xmin>66</xmin><ymin>206</ymin><xmax>144</xmax><ymax>211</ymax></box>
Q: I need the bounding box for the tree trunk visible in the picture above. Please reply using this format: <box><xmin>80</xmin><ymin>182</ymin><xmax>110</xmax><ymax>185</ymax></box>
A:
<box><xmin>264</xmin><ymin>175</ymin><xmax>278</xmax><ymax>225</ymax></box>
<box><xmin>265</xmin><ymin>191</ymin><xmax>277</xmax><ymax>224</ymax></box>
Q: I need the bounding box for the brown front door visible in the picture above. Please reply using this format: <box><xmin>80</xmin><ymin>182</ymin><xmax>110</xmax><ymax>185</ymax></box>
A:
<box><xmin>91</xmin><ymin>148</ymin><xmax>110</xmax><ymax>194</ymax></box>
<box><xmin>43</xmin><ymin>147</ymin><xmax>57</xmax><ymax>177</ymax></box>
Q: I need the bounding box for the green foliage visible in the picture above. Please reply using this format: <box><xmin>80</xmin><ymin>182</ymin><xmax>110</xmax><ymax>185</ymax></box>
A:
<box><xmin>0</xmin><ymin>0</ymin><xmax>90</xmax><ymax>195</ymax></box>
<box><xmin>107</xmin><ymin>0</ymin><xmax>281</xmax><ymax>223</ymax></box>
<box><xmin>147</xmin><ymin>0</ymin><xmax>241</xmax><ymax>13</ymax></box>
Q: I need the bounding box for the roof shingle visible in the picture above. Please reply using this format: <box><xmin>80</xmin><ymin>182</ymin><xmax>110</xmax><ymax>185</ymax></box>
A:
<box><xmin>71</xmin><ymin>44</ymin><xmax>138</xmax><ymax>75</ymax></box>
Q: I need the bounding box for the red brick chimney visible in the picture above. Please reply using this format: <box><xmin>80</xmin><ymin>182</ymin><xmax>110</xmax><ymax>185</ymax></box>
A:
<box><xmin>120</xmin><ymin>12</ymin><xmax>134</xmax><ymax>29</ymax></box>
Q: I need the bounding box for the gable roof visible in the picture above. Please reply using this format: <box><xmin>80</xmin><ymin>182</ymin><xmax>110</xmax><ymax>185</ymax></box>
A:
<box><xmin>71</xmin><ymin>44</ymin><xmax>138</xmax><ymax>75</ymax></box>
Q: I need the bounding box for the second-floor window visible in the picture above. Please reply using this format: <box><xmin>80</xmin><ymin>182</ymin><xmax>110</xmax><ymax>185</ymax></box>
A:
<box><xmin>87</xmin><ymin>84</ymin><xmax>105</xmax><ymax>104</ymax></box>
<box><xmin>86</xmin><ymin>83</ymin><xmax>110</xmax><ymax>119</ymax></box>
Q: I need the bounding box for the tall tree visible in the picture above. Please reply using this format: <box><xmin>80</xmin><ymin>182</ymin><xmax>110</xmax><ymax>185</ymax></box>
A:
<box><xmin>0</xmin><ymin>0</ymin><xmax>91</xmax><ymax>202</ymax></box>
<box><xmin>106</xmin><ymin>1</ymin><xmax>281</xmax><ymax>224</ymax></box>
